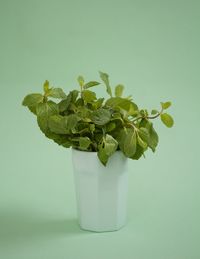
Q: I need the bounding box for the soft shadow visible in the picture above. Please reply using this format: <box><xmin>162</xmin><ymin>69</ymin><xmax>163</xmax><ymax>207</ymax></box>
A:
<box><xmin>0</xmin><ymin>208</ymin><xmax>92</xmax><ymax>247</ymax></box>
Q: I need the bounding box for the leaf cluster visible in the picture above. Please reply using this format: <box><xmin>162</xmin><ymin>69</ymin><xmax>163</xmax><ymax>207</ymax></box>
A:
<box><xmin>22</xmin><ymin>72</ymin><xmax>174</xmax><ymax>166</ymax></box>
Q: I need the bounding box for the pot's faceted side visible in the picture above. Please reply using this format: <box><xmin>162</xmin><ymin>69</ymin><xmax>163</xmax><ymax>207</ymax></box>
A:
<box><xmin>72</xmin><ymin>149</ymin><xmax>128</xmax><ymax>232</ymax></box>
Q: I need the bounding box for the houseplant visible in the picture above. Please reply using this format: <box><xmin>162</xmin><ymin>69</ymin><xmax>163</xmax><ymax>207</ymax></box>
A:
<box><xmin>22</xmin><ymin>71</ymin><xmax>174</xmax><ymax>232</ymax></box>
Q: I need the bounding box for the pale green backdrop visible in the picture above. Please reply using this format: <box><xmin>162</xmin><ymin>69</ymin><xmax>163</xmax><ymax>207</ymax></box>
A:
<box><xmin>0</xmin><ymin>0</ymin><xmax>200</xmax><ymax>258</ymax></box>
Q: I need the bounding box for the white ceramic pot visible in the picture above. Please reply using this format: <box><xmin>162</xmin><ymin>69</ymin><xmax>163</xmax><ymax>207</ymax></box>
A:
<box><xmin>72</xmin><ymin>149</ymin><xmax>128</xmax><ymax>232</ymax></box>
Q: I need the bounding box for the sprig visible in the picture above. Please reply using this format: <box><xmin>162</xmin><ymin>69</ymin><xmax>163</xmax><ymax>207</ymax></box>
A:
<box><xmin>22</xmin><ymin>72</ymin><xmax>174</xmax><ymax>166</ymax></box>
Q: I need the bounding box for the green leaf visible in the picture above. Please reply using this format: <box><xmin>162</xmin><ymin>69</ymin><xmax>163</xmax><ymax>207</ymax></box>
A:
<box><xmin>160</xmin><ymin>113</ymin><xmax>174</xmax><ymax>128</ymax></box>
<box><xmin>83</xmin><ymin>81</ymin><xmax>100</xmax><ymax>89</ymax></box>
<box><xmin>77</xmin><ymin>75</ymin><xmax>84</xmax><ymax>87</ymax></box>
<box><xmin>79</xmin><ymin>137</ymin><xmax>91</xmax><ymax>150</ymax></box>
<box><xmin>91</xmin><ymin>108</ymin><xmax>111</xmax><ymax>125</ymax></box>
<box><xmin>43</xmin><ymin>80</ymin><xmax>50</xmax><ymax>93</ymax></box>
<box><xmin>36</xmin><ymin>101</ymin><xmax>59</xmax><ymax>133</ymax></box>
<box><xmin>161</xmin><ymin>101</ymin><xmax>171</xmax><ymax>110</ymax></box>
<box><xmin>65</xmin><ymin>114</ymin><xmax>80</xmax><ymax>131</ymax></box>
<box><xmin>97</xmin><ymin>134</ymin><xmax>118</xmax><ymax>165</ymax></box>
<box><xmin>92</xmin><ymin>98</ymin><xmax>104</xmax><ymax>109</ymax></box>
<box><xmin>48</xmin><ymin>88</ymin><xmax>67</xmax><ymax>99</ymax></box>
<box><xmin>130</xmin><ymin>144</ymin><xmax>144</xmax><ymax>160</ymax></box>
<box><xmin>105</xmin><ymin>97</ymin><xmax>138</xmax><ymax>111</ymax></box>
<box><xmin>58</xmin><ymin>93</ymin><xmax>72</xmax><ymax>112</ymax></box>
<box><xmin>118</xmin><ymin>128</ymin><xmax>137</xmax><ymax>157</ymax></box>
<box><xmin>151</xmin><ymin>109</ymin><xmax>158</xmax><ymax>115</ymax></box>
<box><xmin>99</xmin><ymin>71</ymin><xmax>112</xmax><ymax>97</ymax></box>
<box><xmin>48</xmin><ymin>115</ymin><xmax>69</xmax><ymax>134</ymax></box>
<box><xmin>148</xmin><ymin>123</ymin><xmax>159</xmax><ymax>152</ymax></box>
<box><xmin>106</xmin><ymin>122</ymin><xmax>116</xmax><ymax>132</ymax></box>
<box><xmin>137</xmin><ymin>135</ymin><xmax>147</xmax><ymax>149</ymax></box>
<box><xmin>22</xmin><ymin>93</ymin><xmax>44</xmax><ymax>106</ymax></box>
<box><xmin>115</xmin><ymin>84</ymin><xmax>124</xmax><ymax>97</ymax></box>
<box><xmin>82</xmin><ymin>90</ymin><xmax>96</xmax><ymax>103</ymax></box>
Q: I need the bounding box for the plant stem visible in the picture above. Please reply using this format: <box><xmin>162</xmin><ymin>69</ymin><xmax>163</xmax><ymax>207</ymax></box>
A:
<box><xmin>132</xmin><ymin>108</ymin><xmax>163</xmax><ymax>123</ymax></box>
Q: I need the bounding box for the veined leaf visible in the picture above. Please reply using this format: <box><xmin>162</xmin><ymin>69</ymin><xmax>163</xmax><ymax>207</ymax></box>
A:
<box><xmin>65</xmin><ymin>114</ymin><xmax>80</xmax><ymax>131</ymax></box>
<box><xmin>161</xmin><ymin>113</ymin><xmax>174</xmax><ymax>128</ymax></box>
<box><xmin>58</xmin><ymin>93</ymin><xmax>72</xmax><ymax>112</ymax></box>
<box><xmin>48</xmin><ymin>88</ymin><xmax>67</xmax><ymax>99</ymax></box>
<box><xmin>91</xmin><ymin>108</ymin><xmax>111</xmax><ymax>125</ymax></box>
<box><xmin>79</xmin><ymin>137</ymin><xmax>91</xmax><ymax>150</ymax></box>
<box><xmin>22</xmin><ymin>93</ymin><xmax>44</xmax><ymax>107</ymax></box>
<box><xmin>48</xmin><ymin>115</ymin><xmax>69</xmax><ymax>134</ymax></box>
<box><xmin>130</xmin><ymin>144</ymin><xmax>144</xmax><ymax>160</ymax></box>
<box><xmin>97</xmin><ymin>134</ymin><xmax>118</xmax><ymax>165</ymax></box>
<box><xmin>115</xmin><ymin>84</ymin><xmax>124</xmax><ymax>97</ymax></box>
<box><xmin>99</xmin><ymin>71</ymin><xmax>112</xmax><ymax>97</ymax></box>
<box><xmin>36</xmin><ymin>101</ymin><xmax>59</xmax><ymax>133</ymax></box>
<box><xmin>82</xmin><ymin>90</ymin><xmax>96</xmax><ymax>103</ymax></box>
<box><xmin>105</xmin><ymin>97</ymin><xmax>138</xmax><ymax>111</ymax></box>
<box><xmin>83</xmin><ymin>81</ymin><xmax>100</xmax><ymax>89</ymax></box>
<box><xmin>117</xmin><ymin>128</ymin><xmax>137</xmax><ymax>157</ymax></box>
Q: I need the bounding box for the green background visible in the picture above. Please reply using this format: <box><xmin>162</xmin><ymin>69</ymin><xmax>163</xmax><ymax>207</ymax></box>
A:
<box><xmin>0</xmin><ymin>0</ymin><xmax>200</xmax><ymax>258</ymax></box>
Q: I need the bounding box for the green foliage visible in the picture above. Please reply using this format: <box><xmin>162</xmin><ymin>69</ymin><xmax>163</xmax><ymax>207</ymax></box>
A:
<box><xmin>22</xmin><ymin>73</ymin><xmax>174</xmax><ymax>166</ymax></box>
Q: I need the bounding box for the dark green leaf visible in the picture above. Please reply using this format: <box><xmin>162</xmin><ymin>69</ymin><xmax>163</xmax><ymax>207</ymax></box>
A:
<box><xmin>99</xmin><ymin>71</ymin><xmax>112</xmax><ymax>97</ymax></box>
<box><xmin>22</xmin><ymin>93</ymin><xmax>44</xmax><ymax>106</ymax></box>
<box><xmin>130</xmin><ymin>144</ymin><xmax>144</xmax><ymax>160</ymax></box>
<box><xmin>65</xmin><ymin>114</ymin><xmax>80</xmax><ymax>131</ymax></box>
<box><xmin>91</xmin><ymin>108</ymin><xmax>111</xmax><ymax>125</ymax></box>
<box><xmin>115</xmin><ymin>84</ymin><xmax>124</xmax><ymax>97</ymax></box>
<box><xmin>83</xmin><ymin>81</ymin><xmax>100</xmax><ymax>89</ymax></box>
<box><xmin>160</xmin><ymin>113</ymin><xmax>174</xmax><ymax>128</ymax></box>
<box><xmin>137</xmin><ymin>135</ymin><xmax>147</xmax><ymax>149</ymax></box>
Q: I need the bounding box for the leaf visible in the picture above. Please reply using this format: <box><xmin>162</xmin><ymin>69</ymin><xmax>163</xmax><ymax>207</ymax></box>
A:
<box><xmin>79</xmin><ymin>137</ymin><xmax>91</xmax><ymax>150</ymax></box>
<box><xmin>99</xmin><ymin>71</ymin><xmax>112</xmax><ymax>97</ymax></box>
<box><xmin>91</xmin><ymin>108</ymin><xmax>111</xmax><ymax>125</ymax></box>
<box><xmin>106</xmin><ymin>122</ymin><xmax>116</xmax><ymax>132</ymax></box>
<box><xmin>97</xmin><ymin>134</ymin><xmax>118</xmax><ymax>165</ymax></box>
<box><xmin>22</xmin><ymin>93</ymin><xmax>44</xmax><ymax>106</ymax></box>
<box><xmin>43</xmin><ymin>80</ymin><xmax>50</xmax><ymax>93</ymax></box>
<box><xmin>160</xmin><ymin>113</ymin><xmax>174</xmax><ymax>128</ymax></box>
<box><xmin>148</xmin><ymin>123</ymin><xmax>159</xmax><ymax>152</ymax></box>
<box><xmin>48</xmin><ymin>88</ymin><xmax>67</xmax><ymax>99</ymax></box>
<box><xmin>82</xmin><ymin>90</ymin><xmax>97</xmax><ymax>103</ymax></box>
<box><xmin>105</xmin><ymin>97</ymin><xmax>138</xmax><ymax>111</ymax></box>
<box><xmin>130</xmin><ymin>144</ymin><xmax>144</xmax><ymax>160</ymax></box>
<box><xmin>65</xmin><ymin>114</ymin><xmax>80</xmax><ymax>131</ymax></box>
<box><xmin>48</xmin><ymin>115</ymin><xmax>69</xmax><ymax>134</ymax></box>
<box><xmin>115</xmin><ymin>84</ymin><xmax>124</xmax><ymax>97</ymax></box>
<box><xmin>58</xmin><ymin>93</ymin><xmax>72</xmax><ymax>112</ymax></box>
<box><xmin>151</xmin><ymin>109</ymin><xmax>158</xmax><ymax>115</ymax></box>
<box><xmin>137</xmin><ymin>135</ymin><xmax>147</xmax><ymax>149</ymax></box>
<box><xmin>118</xmin><ymin>128</ymin><xmax>137</xmax><ymax>157</ymax></box>
<box><xmin>161</xmin><ymin>101</ymin><xmax>171</xmax><ymax>110</ymax></box>
<box><xmin>92</xmin><ymin>98</ymin><xmax>104</xmax><ymax>109</ymax></box>
<box><xmin>83</xmin><ymin>81</ymin><xmax>100</xmax><ymax>89</ymax></box>
<box><xmin>36</xmin><ymin>101</ymin><xmax>59</xmax><ymax>133</ymax></box>
<box><xmin>77</xmin><ymin>75</ymin><xmax>84</xmax><ymax>87</ymax></box>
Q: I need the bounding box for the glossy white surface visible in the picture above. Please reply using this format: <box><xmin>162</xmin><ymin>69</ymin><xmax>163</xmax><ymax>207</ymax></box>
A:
<box><xmin>72</xmin><ymin>149</ymin><xmax>128</xmax><ymax>232</ymax></box>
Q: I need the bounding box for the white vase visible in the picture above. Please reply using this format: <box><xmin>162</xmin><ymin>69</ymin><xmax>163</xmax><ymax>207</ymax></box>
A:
<box><xmin>72</xmin><ymin>149</ymin><xmax>129</xmax><ymax>232</ymax></box>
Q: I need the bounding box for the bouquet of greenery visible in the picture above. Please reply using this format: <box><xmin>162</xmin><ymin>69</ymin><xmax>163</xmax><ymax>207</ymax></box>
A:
<box><xmin>22</xmin><ymin>72</ymin><xmax>174</xmax><ymax>165</ymax></box>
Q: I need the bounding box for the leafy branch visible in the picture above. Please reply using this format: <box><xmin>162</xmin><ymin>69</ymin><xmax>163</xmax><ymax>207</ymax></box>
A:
<box><xmin>22</xmin><ymin>72</ymin><xmax>174</xmax><ymax>166</ymax></box>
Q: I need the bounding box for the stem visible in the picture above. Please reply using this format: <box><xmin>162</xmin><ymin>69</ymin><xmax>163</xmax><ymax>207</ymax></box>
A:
<box><xmin>132</xmin><ymin>108</ymin><xmax>163</xmax><ymax>123</ymax></box>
